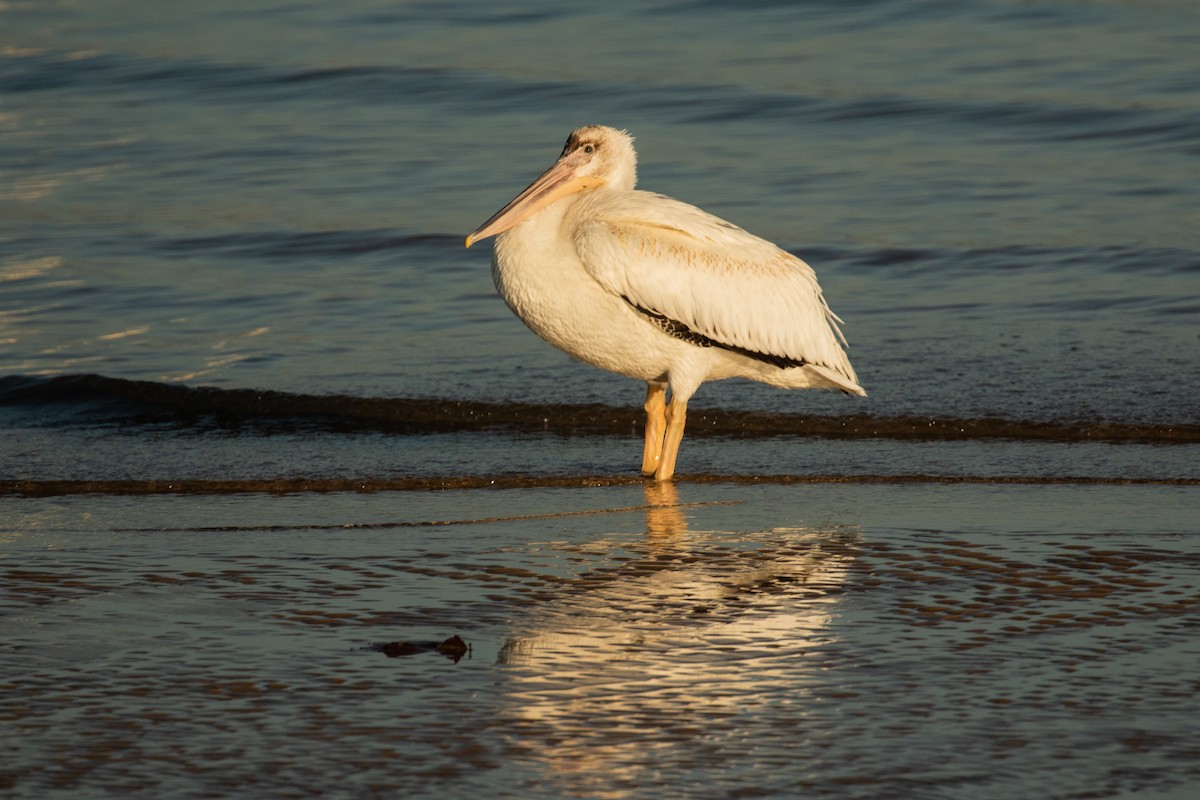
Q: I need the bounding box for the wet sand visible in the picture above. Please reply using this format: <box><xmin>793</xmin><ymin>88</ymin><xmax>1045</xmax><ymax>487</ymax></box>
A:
<box><xmin>3</xmin><ymin>481</ymin><xmax>1197</xmax><ymax>799</ymax></box>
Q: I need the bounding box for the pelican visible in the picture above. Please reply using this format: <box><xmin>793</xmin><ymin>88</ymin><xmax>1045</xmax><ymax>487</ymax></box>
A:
<box><xmin>466</xmin><ymin>125</ymin><xmax>865</xmax><ymax>481</ymax></box>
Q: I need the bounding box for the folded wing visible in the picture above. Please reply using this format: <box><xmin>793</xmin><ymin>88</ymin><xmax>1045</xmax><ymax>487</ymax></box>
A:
<box><xmin>569</xmin><ymin>190</ymin><xmax>862</xmax><ymax>392</ymax></box>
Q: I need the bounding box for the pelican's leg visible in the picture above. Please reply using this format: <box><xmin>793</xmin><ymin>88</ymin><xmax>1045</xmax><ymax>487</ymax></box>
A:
<box><xmin>641</xmin><ymin>382</ymin><xmax>668</xmax><ymax>476</ymax></box>
<box><xmin>655</xmin><ymin>394</ymin><xmax>688</xmax><ymax>481</ymax></box>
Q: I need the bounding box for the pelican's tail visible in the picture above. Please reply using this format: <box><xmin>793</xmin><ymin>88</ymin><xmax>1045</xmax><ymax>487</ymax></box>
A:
<box><xmin>807</xmin><ymin>364</ymin><xmax>868</xmax><ymax>397</ymax></box>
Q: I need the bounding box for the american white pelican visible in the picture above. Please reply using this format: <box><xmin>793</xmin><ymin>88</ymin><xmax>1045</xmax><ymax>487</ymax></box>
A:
<box><xmin>466</xmin><ymin>125</ymin><xmax>865</xmax><ymax>480</ymax></box>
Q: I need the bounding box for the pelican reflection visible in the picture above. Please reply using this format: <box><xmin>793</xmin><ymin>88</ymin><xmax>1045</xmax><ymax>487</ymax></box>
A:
<box><xmin>495</xmin><ymin>484</ymin><xmax>861</xmax><ymax>794</ymax></box>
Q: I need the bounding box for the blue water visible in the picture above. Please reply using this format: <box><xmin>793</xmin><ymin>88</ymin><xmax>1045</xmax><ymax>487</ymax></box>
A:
<box><xmin>2</xmin><ymin>1</ymin><xmax>1199</xmax><ymax>798</ymax></box>
<box><xmin>3</xmin><ymin>0</ymin><xmax>1198</xmax><ymax>427</ymax></box>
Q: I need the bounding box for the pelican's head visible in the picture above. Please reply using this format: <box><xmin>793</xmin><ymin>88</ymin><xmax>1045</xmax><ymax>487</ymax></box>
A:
<box><xmin>466</xmin><ymin>125</ymin><xmax>637</xmax><ymax>247</ymax></box>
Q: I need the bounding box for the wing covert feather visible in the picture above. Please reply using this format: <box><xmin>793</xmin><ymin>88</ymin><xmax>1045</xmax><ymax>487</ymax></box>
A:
<box><xmin>570</xmin><ymin>190</ymin><xmax>857</xmax><ymax>381</ymax></box>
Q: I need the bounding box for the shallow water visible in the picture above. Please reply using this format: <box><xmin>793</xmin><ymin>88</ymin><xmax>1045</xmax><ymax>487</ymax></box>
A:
<box><xmin>1</xmin><ymin>0</ymin><xmax>1198</xmax><ymax>797</ymax></box>
<box><xmin>4</xmin><ymin>483</ymin><xmax>1198</xmax><ymax>799</ymax></box>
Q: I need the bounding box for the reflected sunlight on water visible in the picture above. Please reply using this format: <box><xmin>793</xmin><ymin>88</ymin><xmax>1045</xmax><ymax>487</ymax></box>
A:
<box><xmin>2</xmin><ymin>483</ymin><xmax>1197</xmax><ymax>798</ymax></box>
<box><xmin>496</xmin><ymin>485</ymin><xmax>859</xmax><ymax>793</ymax></box>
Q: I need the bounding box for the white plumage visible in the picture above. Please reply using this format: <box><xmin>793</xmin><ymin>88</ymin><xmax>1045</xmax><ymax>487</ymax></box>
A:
<box><xmin>467</xmin><ymin>125</ymin><xmax>865</xmax><ymax>480</ymax></box>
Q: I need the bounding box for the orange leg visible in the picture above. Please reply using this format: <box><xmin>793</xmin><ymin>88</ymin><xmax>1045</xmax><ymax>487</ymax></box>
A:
<box><xmin>654</xmin><ymin>394</ymin><xmax>688</xmax><ymax>481</ymax></box>
<box><xmin>641</xmin><ymin>382</ymin><xmax>667</xmax><ymax>476</ymax></box>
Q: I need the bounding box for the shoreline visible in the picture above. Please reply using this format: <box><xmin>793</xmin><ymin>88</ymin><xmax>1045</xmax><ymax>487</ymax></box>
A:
<box><xmin>4</xmin><ymin>472</ymin><xmax>1199</xmax><ymax>497</ymax></box>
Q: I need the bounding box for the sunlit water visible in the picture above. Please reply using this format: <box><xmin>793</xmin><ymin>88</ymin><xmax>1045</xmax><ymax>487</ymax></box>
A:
<box><xmin>4</xmin><ymin>483</ymin><xmax>1198</xmax><ymax>799</ymax></box>
<box><xmin>1</xmin><ymin>1</ymin><xmax>1198</xmax><ymax>798</ymax></box>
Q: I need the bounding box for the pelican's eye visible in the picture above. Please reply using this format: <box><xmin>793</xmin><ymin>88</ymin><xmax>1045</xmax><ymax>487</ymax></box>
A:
<box><xmin>582</xmin><ymin>143</ymin><xmax>596</xmax><ymax>154</ymax></box>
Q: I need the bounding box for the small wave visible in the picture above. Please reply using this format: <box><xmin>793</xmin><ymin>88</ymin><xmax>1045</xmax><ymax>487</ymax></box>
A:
<box><xmin>2</xmin><ymin>374</ymin><xmax>1196</xmax><ymax>444</ymax></box>
<box><xmin>8</xmin><ymin>47</ymin><xmax>1197</xmax><ymax>157</ymax></box>
<box><xmin>155</xmin><ymin>230</ymin><xmax>457</xmax><ymax>259</ymax></box>
<box><xmin>2</xmin><ymin>474</ymin><xmax>1195</xmax><ymax>498</ymax></box>
<box><xmin>677</xmin><ymin>86</ymin><xmax>1200</xmax><ymax>155</ymax></box>
<box><xmin>797</xmin><ymin>244</ymin><xmax>1199</xmax><ymax>285</ymax></box>
<box><xmin>0</xmin><ymin>49</ymin><xmax>611</xmax><ymax>111</ymax></box>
